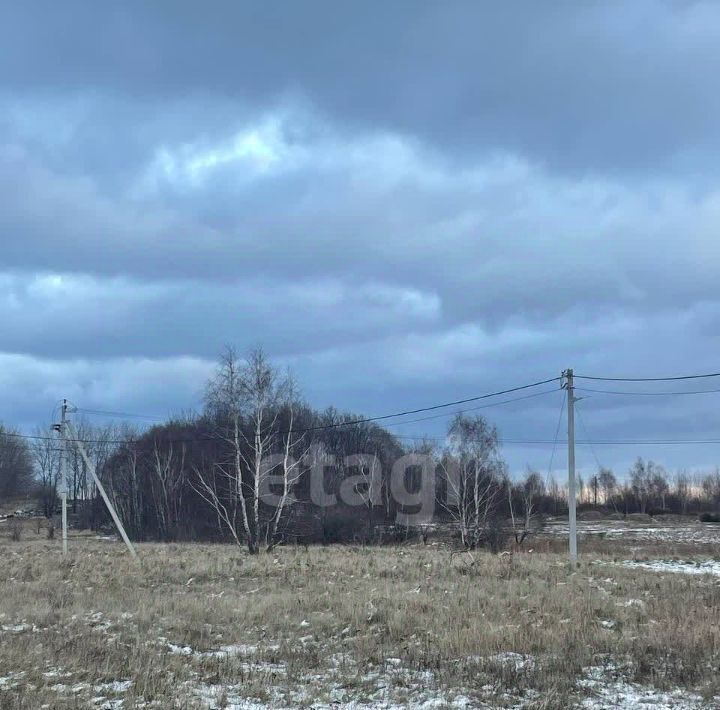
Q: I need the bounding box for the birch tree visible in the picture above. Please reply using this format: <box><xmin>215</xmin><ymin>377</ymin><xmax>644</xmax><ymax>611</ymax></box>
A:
<box><xmin>194</xmin><ymin>347</ymin><xmax>306</xmax><ymax>553</ymax></box>
<box><xmin>439</xmin><ymin>414</ymin><xmax>504</xmax><ymax>549</ymax></box>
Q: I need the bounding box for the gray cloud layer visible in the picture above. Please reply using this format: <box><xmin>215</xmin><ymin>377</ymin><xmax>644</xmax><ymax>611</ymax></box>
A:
<box><xmin>1</xmin><ymin>1</ymin><xmax>719</xmax><ymax>476</ymax></box>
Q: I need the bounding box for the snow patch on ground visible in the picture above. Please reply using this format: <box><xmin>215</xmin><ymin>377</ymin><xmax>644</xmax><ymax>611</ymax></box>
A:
<box><xmin>167</xmin><ymin>642</ymin><xmax>194</xmax><ymax>656</ymax></box>
<box><xmin>0</xmin><ymin>672</ymin><xmax>24</xmax><ymax>689</ymax></box>
<box><xmin>622</xmin><ymin>559</ymin><xmax>720</xmax><ymax>576</ymax></box>
<box><xmin>193</xmin><ymin>684</ymin><xmax>276</xmax><ymax>709</ymax></box>
<box><xmin>487</xmin><ymin>651</ymin><xmax>536</xmax><ymax>672</ymax></box>
<box><xmin>616</xmin><ymin>598</ymin><xmax>646</xmax><ymax>610</ymax></box>
<box><xmin>579</xmin><ymin>665</ymin><xmax>709</xmax><ymax>709</ymax></box>
<box><xmin>200</xmin><ymin>644</ymin><xmax>262</xmax><ymax>658</ymax></box>
<box><xmin>1</xmin><ymin>622</ymin><xmax>34</xmax><ymax>632</ymax></box>
<box><xmin>50</xmin><ymin>682</ymin><xmax>92</xmax><ymax>693</ymax></box>
<box><xmin>191</xmin><ymin>662</ymin><xmax>480</xmax><ymax>709</ymax></box>
<box><xmin>94</xmin><ymin>679</ymin><xmax>133</xmax><ymax>693</ymax></box>
<box><xmin>92</xmin><ymin>700</ymin><xmax>124</xmax><ymax>709</ymax></box>
<box><xmin>166</xmin><ymin>641</ymin><xmax>278</xmax><ymax>660</ymax></box>
<box><xmin>185</xmin><ymin>649</ymin><xmax>716</xmax><ymax>709</ymax></box>
<box><xmin>544</xmin><ymin>520</ymin><xmax>720</xmax><ymax>545</ymax></box>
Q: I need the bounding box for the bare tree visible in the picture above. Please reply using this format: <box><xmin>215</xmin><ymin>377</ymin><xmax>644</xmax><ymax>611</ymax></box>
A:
<box><xmin>590</xmin><ymin>473</ymin><xmax>599</xmax><ymax>507</ymax></box>
<box><xmin>598</xmin><ymin>468</ymin><xmax>617</xmax><ymax>509</ymax></box>
<box><xmin>0</xmin><ymin>425</ymin><xmax>34</xmax><ymax>499</ymax></box>
<box><xmin>150</xmin><ymin>439</ymin><xmax>187</xmax><ymax>541</ymax></box>
<box><xmin>100</xmin><ymin>426</ymin><xmax>144</xmax><ymax>538</ymax></box>
<box><xmin>650</xmin><ymin>465</ymin><xmax>669</xmax><ymax>510</ymax></box>
<box><xmin>630</xmin><ymin>458</ymin><xmax>652</xmax><ymax>513</ymax></box>
<box><xmin>675</xmin><ymin>470</ymin><xmax>691</xmax><ymax>515</ymax></box>
<box><xmin>194</xmin><ymin>347</ymin><xmax>306</xmax><ymax>553</ymax></box>
<box><xmin>31</xmin><ymin>427</ymin><xmax>60</xmax><ymax>516</ymax></box>
<box><xmin>265</xmin><ymin>401</ymin><xmax>307</xmax><ymax>551</ymax></box>
<box><xmin>508</xmin><ymin>469</ymin><xmax>544</xmax><ymax>547</ymax></box>
<box><xmin>331</xmin><ymin>421</ymin><xmax>386</xmax><ymax>540</ymax></box>
<box><xmin>701</xmin><ymin>469</ymin><xmax>720</xmax><ymax>508</ymax></box>
<box><xmin>439</xmin><ymin>414</ymin><xmax>504</xmax><ymax>549</ymax></box>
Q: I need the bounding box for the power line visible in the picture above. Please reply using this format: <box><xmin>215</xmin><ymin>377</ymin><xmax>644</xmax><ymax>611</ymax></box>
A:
<box><xmin>2</xmin><ymin>376</ymin><xmax>562</xmax><ymax>445</ymax></box>
<box><xmin>573</xmin><ymin>439</ymin><xmax>720</xmax><ymax>445</ymax></box>
<box><xmin>8</xmin><ymin>427</ymin><xmax>720</xmax><ymax>448</ymax></box>
<box><xmin>575</xmin><ymin>371</ymin><xmax>720</xmax><ymax>382</ymax></box>
<box><xmin>74</xmin><ymin>377</ymin><xmax>563</xmax><ymax>438</ymax></box>
<box><xmin>77</xmin><ymin>387</ymin><xmax>558</xmax><ymax>431</ymax></box>
<box><xmin>76</xmin><ymin>407</ymin><xmax>168</xmax><ymax>421</ymax></box>
<box><xmin>373</xmin><ymin>388</ymin><xmax>558</xmax><ymax>429</ymax></box>
<box><xmin>545</xmin><ymin>390</ymin><xmax>566</xmax><ymax>486</ymax></box>
<box><xmin>10</xmin><ymin>370</ymin><xmax>720</xmax><ymax>448</ymax></box>
<box><xmin>396</xmin><ymin>437</ymin><xmax>720</xmax><ymax>446</ymax></box>
<box><xmin>287</xmin><ymin>376</ymin><xmax>562</xmax><ymax>433</ymax></box>
<box><xmin>507</xmin><ymin>438</ymin><xmax>720</xmax><ymax>446</ymax></box>
<box><xmin>575</xmin><ymin>386</ymin><xmax>720</xmax><ymax>397</ymax></box>
<box><xmin>347</xmin><ymin>389</ymin><xmax>560</xmax><ymax>445</ymax></box>
<box><xmin>575</xmin><ymin>404</ymin><xmax>603</xmax><ymax>471</ymax></box>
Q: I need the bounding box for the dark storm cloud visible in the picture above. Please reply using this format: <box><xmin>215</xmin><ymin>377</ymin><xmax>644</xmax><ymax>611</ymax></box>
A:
<box><xmin>2</xmin><ymin>1</ymin><xmax>720</xmax><ymax>175</ymax></box>
<box><xmin>0</xmin><ymin>271</ymin><xmax>440</xmax><ymax>359</ymax></box>
<box><xmin>1</xmin><ymin>1</ymin><xmax>719</xmax><ymax>476</ymax></box>
<box><xmin>1</xmin><ymin>132</ymin><xmax>718</xmax><ymax>329</ymax></box>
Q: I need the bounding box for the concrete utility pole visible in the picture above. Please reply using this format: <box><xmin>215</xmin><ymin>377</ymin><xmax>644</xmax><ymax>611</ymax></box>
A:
<box><xmin>563</xmin><ymin>369</ymin><xmax>577</xmax><ymax>564</ymax></box>
<box><xmin>59</xmin><ymin>399</ymin><xmax>68</xmax><ymax>555</ymax></box>
<box><xmin>65</xmin><ymin>421</ymin><xmax>138</xmax><ymax>561</ymax></box>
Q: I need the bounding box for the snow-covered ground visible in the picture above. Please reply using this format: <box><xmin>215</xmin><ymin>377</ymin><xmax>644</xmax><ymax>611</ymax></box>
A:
<box><xmin>185</xmin><ymin>661</ymin><xmax>716</xmax><ymax>709</ymax></box>
<box><xmin>3</xmin><ymin>619</ymin><xmax>718</xmax><ymax>708</ymax></box>
<box><xmin>621</xmin><ymin>559</ymin><xmax>720</xmax><ymax>576</ymax></box>
<box><xmin>3</xmin><ymin>542</ymin><xmax>719</xmax><ymax>709</ymax></box>
<box><xmin>579</xmin><ymin>665</ymin><xmax>708</xmax><ymax>709</ymax></box>
<box><xmin>155</xmin><ymin>642</ymin><xmax>717</xmax><ymax>709</ymax></box>
<box><xmin>543</xmin><ymin>519</ymin><xmax>720</xmax><ymax>545</ymax></box>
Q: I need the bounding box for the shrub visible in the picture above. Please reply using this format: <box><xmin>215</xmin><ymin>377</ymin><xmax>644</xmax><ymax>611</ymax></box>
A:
<box><xmin>699</xmin><ymin>512</ymin><xmax>720</xmax><ymax>523</ymax></box>
<box><xmin>482</xmin><ymin>517</ymin><xmax>509</xmax><ymax>554</ymax></box>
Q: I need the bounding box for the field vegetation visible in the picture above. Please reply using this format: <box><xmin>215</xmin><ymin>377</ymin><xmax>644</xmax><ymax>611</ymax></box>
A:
<box><xmin>1</xmin><ymin>522</ymin><xmax>720</xmax><ymax>709</ymax></box>
<box><xmin>3</xmin><ymin>350</ymin><xmax>720</xmax><ymax>707</ymax></box>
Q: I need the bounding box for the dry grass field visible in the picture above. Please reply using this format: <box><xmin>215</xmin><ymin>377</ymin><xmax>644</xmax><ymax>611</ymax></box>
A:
<box><xmin>2</xmin><ymin>519</ymin><xmax>720</xmax><ymax>709</ymax></box>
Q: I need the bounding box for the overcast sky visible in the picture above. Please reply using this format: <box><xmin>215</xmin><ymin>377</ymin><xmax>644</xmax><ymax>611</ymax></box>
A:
<box><xmin>2</xmin><ymin>1</ymin><xmax>720</xmax><ymax>479</ymax></box>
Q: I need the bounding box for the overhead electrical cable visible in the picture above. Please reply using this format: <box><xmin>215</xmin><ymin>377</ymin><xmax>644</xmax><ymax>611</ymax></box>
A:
<box><xmin>1</xmin><ymin>375</ymin><xmax>562</xmax><ymax>445</ymax></box>
<box><xmin>575</xmin><ymin>404</ymin><xmax>603</xmax><ymax>472</ymax></box>
<box><xmin>377</xmin><ymin>388</ymin><xmax>558</xmax><ymax>429</ymax></box>
<box><xmin>574</xmin><ymin>386</ymin><xmax>720</xmax><ymax>397</ymax></box>
<box><xmin>545</xmin><ymin>390</ymin><xmax>566</xmax><ymax>487</ymax></box>
<box><xmin>575</xmin><ymin>371</ymin><xmax>720</xmax><ymax>382</ymax></box>
<box><xmin>76</xmin><ymin>407</ymin><xmax>168</xmax><ymax>421</ymax></box>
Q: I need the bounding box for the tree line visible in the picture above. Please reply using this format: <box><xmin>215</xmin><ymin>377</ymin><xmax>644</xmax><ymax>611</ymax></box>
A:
<box><xmin>3</xmin><ymin>348</ymin><xmax>720</xmax><ymax>550</ymax></box>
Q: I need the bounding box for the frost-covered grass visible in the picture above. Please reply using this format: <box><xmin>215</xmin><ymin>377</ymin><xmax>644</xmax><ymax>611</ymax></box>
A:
<box><xmin>1</xmin><ymin>534</ymin><xmax>720</xmax><ymax>708</ymax></box>
<box><xmin>579</xmin><ymin>663</ymin><xmax>707</xmax><ymax>709</ymax></box>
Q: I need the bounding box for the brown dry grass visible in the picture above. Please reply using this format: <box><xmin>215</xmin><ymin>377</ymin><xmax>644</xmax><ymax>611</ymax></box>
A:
<box><xmin>1</xmin><ymin>523</ymin><xmax>720</xmax><ymax>708</ymax></box>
